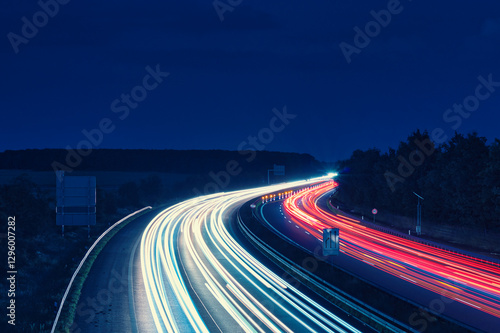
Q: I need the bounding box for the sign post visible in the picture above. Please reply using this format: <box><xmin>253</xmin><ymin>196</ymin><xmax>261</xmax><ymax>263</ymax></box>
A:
<box><xmin>372</xmin><ymin>208</ymin><xmax>378</xmax><ymax>223</ymax></box>
<box><xmin>323</xmin><ymin>228</ymin><xmax>339</xmax><ymax>256</ymax></box>
<box><xmin>56</xmin><ymin>171</ymin><xmax>96</xmax><ymax>237</ymax></box>
<box><xmin>413</xmin><ymin>192</ymin><xmax>424</xmax><ymax>236</ymax></box>
<box><xmin>267</xmin><ymin>164</ymin><xmax>285</xmax><ymax>184</ymax></box>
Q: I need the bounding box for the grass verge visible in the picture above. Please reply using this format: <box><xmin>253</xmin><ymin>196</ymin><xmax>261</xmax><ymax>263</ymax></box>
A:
<box><xmin>54</xmin><ymin>208</ymin><xmax>152</xmax><ymax>333</ymax></box>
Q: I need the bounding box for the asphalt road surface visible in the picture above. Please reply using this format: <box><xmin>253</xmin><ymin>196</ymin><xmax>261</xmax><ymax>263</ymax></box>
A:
<box><xmin>71</xmin><ymin>209</ymin><xmax>158</xmax><ymax>332</ymax></box>
<box><xmin>258</xmin><ymin>181</ymin><xmax>500</xmax><ymax>332</ymax></box>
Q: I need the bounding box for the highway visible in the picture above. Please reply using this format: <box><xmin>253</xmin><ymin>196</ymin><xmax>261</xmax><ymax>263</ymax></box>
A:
<box><xmin>70</xmin><ymin>208</ymin><xmax>158</xmax><ymax>332</ymax></box>
<box><xmin>258</xmin><ymin>180</ymin><xmax>500</xmax><ymax>332</ymax></box>
<box><xmin>68</xmin><ymin>177</ymin><xmax>499</xmax><ymax>332</ymax></box>
<box><xmin>140</xmin><ymin>178</ymin><xmax>376</xmax><ymax>333</ymax></box>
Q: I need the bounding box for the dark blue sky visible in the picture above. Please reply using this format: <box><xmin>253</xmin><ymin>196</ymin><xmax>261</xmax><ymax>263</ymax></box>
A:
<box><xmin>2</xmin><ymin>0</ymin><xmax>500</xmax><ymax>162</ymax></box>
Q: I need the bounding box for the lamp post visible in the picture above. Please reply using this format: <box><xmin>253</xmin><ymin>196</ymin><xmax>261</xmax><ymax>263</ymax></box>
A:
<box><xmin>413</xmin><ymin>192</ymin><xmax>424</xmax><ymax>236</ymax></box>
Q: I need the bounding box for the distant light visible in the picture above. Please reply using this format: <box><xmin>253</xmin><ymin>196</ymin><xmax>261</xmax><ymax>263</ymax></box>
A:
<box><xmin>327</xmin><ymin>172</ymin><xmax>338</xmax><ymax>177</ymax></box>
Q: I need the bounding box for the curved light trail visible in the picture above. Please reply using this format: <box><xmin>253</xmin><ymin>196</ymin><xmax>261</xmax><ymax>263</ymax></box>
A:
<box><xmin>282</xmin><ymin>181</ymin><xmax>500</xmax><ymax>320</ymax></box>
<box><xmin>140</xmin><ymin>177</ymin><xmax>364</xmax><ymax>333</ymax></box>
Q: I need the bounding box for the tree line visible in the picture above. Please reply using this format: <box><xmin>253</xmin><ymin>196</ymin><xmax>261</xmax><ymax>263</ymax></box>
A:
<box><xmin>0</xmin><ymin>148</ymin><xmax>321</xmax><ymax>179</ymax></box>
<box><xmin>0</xmin><ymin>149</ymin><xmax>326</xmax><ymax>227</ymax></box>
<box><xmin>334</xmin><ymin>130</ymin><xmax>500</xmax><ymax>232</ymax></box>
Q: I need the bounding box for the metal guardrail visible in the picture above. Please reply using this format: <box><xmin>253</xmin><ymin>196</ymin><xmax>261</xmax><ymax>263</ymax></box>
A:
<box><xmin>50</xmin><ymin>206</ymin><xmax>152</xmax><ymax>333</ymax></box>
<box><xmin>237</xmin><ymin>210</ymin><xmax>417</xmax><ymax>333</ymax></box>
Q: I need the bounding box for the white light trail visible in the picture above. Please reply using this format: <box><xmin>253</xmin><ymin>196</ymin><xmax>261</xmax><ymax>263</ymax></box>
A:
<box><xmin>140</xmin><ymin>177</ymin><xmax>361</xmax><ymax>332</ymax></box>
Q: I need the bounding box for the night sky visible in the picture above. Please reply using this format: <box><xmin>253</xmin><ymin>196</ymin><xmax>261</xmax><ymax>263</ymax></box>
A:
<box><xmin>2</xmin><ymin>0</ymin><xmax>500</xmax><ymax>162</ymax></box>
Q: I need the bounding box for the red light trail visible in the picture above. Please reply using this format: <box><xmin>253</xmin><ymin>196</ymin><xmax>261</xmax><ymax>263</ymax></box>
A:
<box><xmin>283</xmin><ymin>181</ymin><xmax>500</xmax><ymax>319</ymax></box>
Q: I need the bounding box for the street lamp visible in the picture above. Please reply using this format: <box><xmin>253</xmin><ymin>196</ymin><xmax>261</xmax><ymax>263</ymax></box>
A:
<box><xmin>413</xmin><ymin>192</ymin><xmax>424</xmax><ymax>236</ymax></box>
